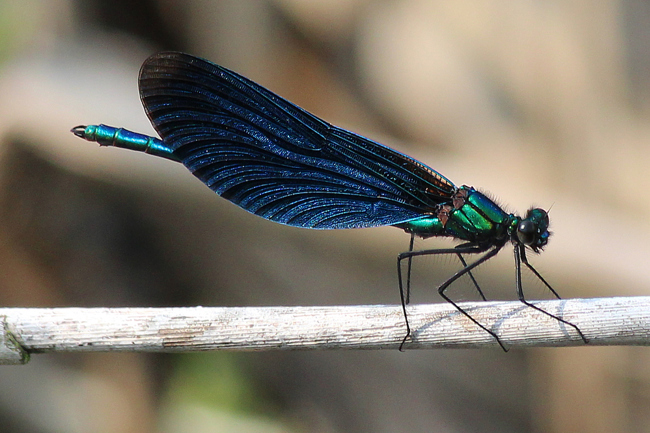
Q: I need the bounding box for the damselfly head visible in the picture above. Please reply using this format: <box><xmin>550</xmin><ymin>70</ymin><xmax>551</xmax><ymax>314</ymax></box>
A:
<box><xmin>517</xmin><ymin>208</ymin><xmax>550</xmax><ymax>252</ymax></box>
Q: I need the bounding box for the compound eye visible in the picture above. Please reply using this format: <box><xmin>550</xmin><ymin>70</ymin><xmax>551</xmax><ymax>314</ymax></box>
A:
<box><xmin>517</xmin><ymin>220</ymin><xmax>536</xmax><ymax>245</ymax></box>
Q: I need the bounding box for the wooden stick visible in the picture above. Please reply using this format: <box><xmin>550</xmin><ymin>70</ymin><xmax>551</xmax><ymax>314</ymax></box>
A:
<box><xmin>1</xmin><ymin>297</ymin><xmax>649</xmax><ymax>364</ymax></box>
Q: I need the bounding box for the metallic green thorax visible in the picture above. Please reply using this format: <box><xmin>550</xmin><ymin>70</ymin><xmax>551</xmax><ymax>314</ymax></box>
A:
<box><xmin>397</xmin><ymin>186</ymin><xmax>516</xmax><ymax>246</ymax></box>
<box><xmin>71</xmin><ymin>124</ymin><xmax>180</xmax><ymax>162</ymax></box>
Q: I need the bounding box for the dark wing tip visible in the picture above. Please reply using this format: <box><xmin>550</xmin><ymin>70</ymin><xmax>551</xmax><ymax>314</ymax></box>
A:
<box><xmin>139</xmin><ymin>51</ymin><xmax>201</xmax><ymax>80</ymax></box>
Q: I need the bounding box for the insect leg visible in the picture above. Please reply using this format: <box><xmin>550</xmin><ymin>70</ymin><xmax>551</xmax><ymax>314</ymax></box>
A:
<box><xmin>405</xmin><ymin>233</ymin><xmax>416</xmax><ymax>304</ymax></box>
<box><xmin>397</xmin><ymin>244</ymin><xmax>496</xmax><ymax>350</ymax></box>
<box><xmin>515</xmin><ymin>245</ymin><xmax>588</xmax><ymax>343</ymax></box>
<box><xmin>455</xmin><ymin>243</ymin><xmax>487</xmax><ymax>301</ymax></box>
<box><xmin>436</xmin><ymin>246</ymin><xmax>506</xmax><ymax>350</ymax></box>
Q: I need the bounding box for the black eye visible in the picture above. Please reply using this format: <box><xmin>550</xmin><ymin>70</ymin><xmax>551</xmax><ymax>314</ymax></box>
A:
<box><xmin>517</xmin><ymin>220</ymin><xmax>536</xmax><ymax>245</ymax></box>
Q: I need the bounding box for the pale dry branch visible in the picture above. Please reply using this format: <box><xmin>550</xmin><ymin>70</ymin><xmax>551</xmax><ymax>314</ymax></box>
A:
<box><xmin>1</xmin><ymin>297</ymin><xmax>649</xmax><ymax>364</ymax></box>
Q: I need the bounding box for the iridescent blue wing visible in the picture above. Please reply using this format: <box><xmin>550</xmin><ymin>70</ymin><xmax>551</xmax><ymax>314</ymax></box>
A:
<box><xmin>139</xmin><ymin>52</ymin><xmax>455</xmax><ymax>229</ymax></box>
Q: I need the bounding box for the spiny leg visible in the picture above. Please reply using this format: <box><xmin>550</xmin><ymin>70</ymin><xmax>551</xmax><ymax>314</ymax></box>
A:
<box><xmin>455</xmin><ymin>243</ymin><xmax>487</xmax><ymax>301</ymax></box>
<box><xmin>436</xmin><ymin>246</ymin><xmax>507</xmax><ymax>351</ymax></box>
<box><xmin>397</xmin><ymin>245</ymin><xmax>485</xmax><ymax>350</ymax></box>
<box><xmin>515</xmin><ymin>245</ymin><xmax>588</xmax><ymax>343</ymax></box>
<box><xmin>405</xmin><ymin>233</ymin><xmax>416</xmax><ymax>304</ymax></box>
<box><xmin>397</xmin><ymin>244</ymin><xmax>498</xmax><ymax>350</ymax></box>
<box><xmin>404</xmin><ymin>241</ymin><xmax>487</xmax><ymax>306</ymax></box>
<box><xmin>518</xmin><ymin>246</ymin><xmax>561</xmax><ymax>298</ymax></box>
<box><xmin>398</xmin><ymin>244</ymin><xmax>486</xmax><ymax>306</ymax></box>
<box><xmin>396</xmin><ymin>256</ymin><xmax>411</xmax><ymax>351</ymax></box>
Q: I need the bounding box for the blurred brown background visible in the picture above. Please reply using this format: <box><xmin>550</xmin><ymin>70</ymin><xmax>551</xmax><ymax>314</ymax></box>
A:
<box><xmin>1</xmin><ymin>1</ymin><xmax>650</xmax><ymax>432</ymax></box>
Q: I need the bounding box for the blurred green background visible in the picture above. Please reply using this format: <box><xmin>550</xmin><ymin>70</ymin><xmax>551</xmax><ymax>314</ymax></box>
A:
<box><xmin>1</xmin><ymin>1</ymin><xmax>650</xmax><ymax>432</ymax></box>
